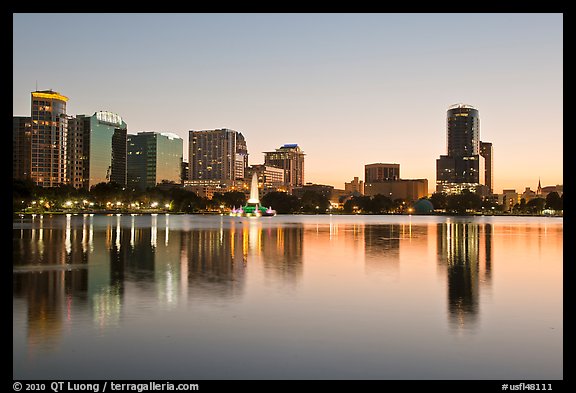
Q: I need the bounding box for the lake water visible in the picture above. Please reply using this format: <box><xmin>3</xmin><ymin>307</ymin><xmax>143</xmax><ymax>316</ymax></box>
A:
<box><xmin>13</xmin><ymin>214</ymin><xmax>563</xmax><ymax>380</ymax></box>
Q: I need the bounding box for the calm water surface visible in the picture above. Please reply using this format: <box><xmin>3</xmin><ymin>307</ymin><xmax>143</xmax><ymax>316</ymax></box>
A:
<box><xmin>13</xmin><ymin>214</ymin><xmax>563</xmax><ymax>379</ymax></box>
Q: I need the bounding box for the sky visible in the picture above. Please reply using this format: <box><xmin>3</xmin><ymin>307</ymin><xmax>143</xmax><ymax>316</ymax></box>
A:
<box><xmin>13</xmin><ymin>13</ymin><xmax>563</xmax><ymax>194</ymax></box>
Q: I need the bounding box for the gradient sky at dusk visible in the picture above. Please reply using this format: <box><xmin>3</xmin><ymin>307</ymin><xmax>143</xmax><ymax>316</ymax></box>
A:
<box><xmin>13</xmin><ymin>13</ymin><xmax>563</xmax><ymax>193</ymax></box>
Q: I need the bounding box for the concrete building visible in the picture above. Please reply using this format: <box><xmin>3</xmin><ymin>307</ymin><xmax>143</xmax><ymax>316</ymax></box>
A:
<box><xmin>29</xmin><ymin>90</ymin><xmax>69</xmax><ymax>187</ymax></box>
<box><xmin>264</xmin><ymin>144</ymin><xmax>305</xmax><ymax>190</ymax></box>
<box><xmin>245</xmin><ymin>164</ymin><xmax>286</xmax><ymax>198</ymax></box>
<box><xmin>499</xmin><ymin>189</ymin><xmax>519</xmax><ymax>211</ymax></box>
<box><xmin>363</xmin><ymin>163</ymin><xmax>428</xmax><ymax>201</ymax></box>
<box><xmin>364</xmin><ymin>179</ymin><xmax>428</xmax><ymax>201</ymax></box>
<box><xmin>365</xmin><ymin>163</ymin><xmax>399</xmax><ymax>183</ymax></box>
<box><xmin>189</xmin><ymin>129</ymin><xmax>248</xmax><ymax>181</ymax></box>
<box><xmin>345</xmin><ymin>177</ymin><xmax>364</xmax><ymax>195</ymax></box>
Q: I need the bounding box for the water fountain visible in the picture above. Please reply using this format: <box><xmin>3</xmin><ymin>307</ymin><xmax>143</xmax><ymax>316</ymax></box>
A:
<box><xmin>230</xmin><ymin>173</ymin><xmax>276</xmax><ymax>217</ymax></box>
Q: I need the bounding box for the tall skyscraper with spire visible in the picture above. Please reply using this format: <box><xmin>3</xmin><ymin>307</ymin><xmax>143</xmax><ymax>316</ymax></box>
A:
<box><xmin>436</xmin><ymin>104</ymin><xmax>493</xmax><ymax>195</ymax></box>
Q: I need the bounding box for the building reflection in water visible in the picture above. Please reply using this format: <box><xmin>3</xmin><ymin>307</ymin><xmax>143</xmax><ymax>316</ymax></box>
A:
<box><xmin>437</xmin><ymin>220</ymin><xmax>493</xmax><ymax>332</ymax></box>
<box><xmin>364</xmin><ymin>224</ymin><xmax>401</xmax><ymax>274</ymax></box>
<box><xmin>13</xmin><ymin>214</ymin><xmax>90</xmax><ymax>352</ymax></box>
<box><xmin>259</xmin><ymin>222</ymin><xmax>303</xmax><ymax>289</ymax></box>
<box><xmin>13</xmin><ymin>214</ymin><xmax>307</xmax><ymax>354</ymax></box>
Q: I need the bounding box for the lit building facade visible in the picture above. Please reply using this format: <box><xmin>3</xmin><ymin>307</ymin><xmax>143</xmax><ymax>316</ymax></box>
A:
<box><xmin>263</xmin><ymin>144</ymin><xmax>305</xmax><ymax>190</ymax></box>
<box><xmin>436</xmin><ymin>104</ymin><xmax>492</xmax><ymax>195</ymax></box>
<box><xmin>499</xmin><ymin>189</ymin><xmax>519</xmax><ymax>211</ymax></box>
<box><xmin>363</xmin><ymin>163</ymin><xmax>427</xmax><ymax>201</ymax></box>
<box><xmin>68</xmin><ymin>111</ymin><xmax>128</xmax><ymax>189</ymax></box>
<box><xmin>127</xmin><ymin>132</ymin><xmax>183</xmax><ymax>191</ymax></box>
<box><xmin>189</xmin><ymin>129</ymin><xmax>248</xmax><ymax>181</ymax></box>
<box><xmin>30</xmin><ymin>90</ymin><xmax>69</xmax><ymax>187</ymax></box>
<box><xmin>344</xmin><ymin>177</ymin><xmax>364</xmax><ymax>195</ymax></box>
<box><xmin>246</xmin><ymin>165</ymin><xmax>285</xmax><ymax>187</ymax></box>
<box><xmin>364</xmin><ymin>179</ymin><xmax>428</xmax><ymax>201</ymax></box>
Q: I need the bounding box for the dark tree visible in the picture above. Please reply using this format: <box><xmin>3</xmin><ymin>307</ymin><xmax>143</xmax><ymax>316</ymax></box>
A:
<box><xmin>545</xmin><ymin>192</ymin><xmax>562</xmax><ymax>211</ymax></box>
<box><xmin>261</xmin><ymin>192</ymin><xmax>300</xmax><ymax>214</ymax></box>
<box><xmin>526</xmin><ymin>197</ymin><xmax>546</xmax><ymax>214</ymax></box>
<box><xmin>369</xmin><ymin>194</ymin><xmax>393</xmax><ymax>213</ymax></box>
<box><xmin>300</xmin><ymin>190</ymin><xmax>330</xmax><ymax>213</ymax></box>
<box><xmin>343</xmin><ymin>195</ymin><xmax>371</xmax><ymax>213</ymax></box>
<box><xmin>430</xmin><ymin>192</ymin><xmax>448</xmax><ymax>210</ymax></box>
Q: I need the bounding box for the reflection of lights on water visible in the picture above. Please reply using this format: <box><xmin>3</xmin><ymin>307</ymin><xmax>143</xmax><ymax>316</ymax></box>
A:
<box><xmin>66</xmin><ymin>294</ymin><xmax>72</xmax><ymax>322</ymax></box>
<box><xmin>248</xmin><ymin>219</ymin><xmax>261</xmax><ymax>253</ymax></box>
<box><xmin>165</xmin><ymin>214</ymin><xmax>170</xmax><ymax>246</ymax></box>
<box><xmin>151</xmin><ymin>214</ymin><xmax>157</xmax><ymax>248</ymax></box>
<box><xmin>89</xmin><ymin>215</ymin><xmax>94</xmax><ymax>253</ymax></box>
<box><xmin>130</xmin><ymin>215</ymin><xmax>135</xmax><ymax>248</ymax></box>
<box><xmin>93</xmin><ymin>284</ymin><xmax>122</xmax><ymax>329</ymax></box>
<box><xmin>65</xmin><ymin>214</ymin><xmax>71</xmax><ymax>254</ymax></box>
<box><xmin>165</xmin><ymin>268</ymin><xmax>174</xmax><ymax>305</ymax></box>
<box><xmin>115</xmin><ymin>215</ymin><xmax>121</xmax><ymax>250</ymax></box>
<box><xmin>82</xmin><ymin>215</ymin><xmax>89</xmax><ymax>253</ymax></box>
<box><xmin>329</xmin><ymin>217</ymin><xmax>338</xmax><ymax>239</ymax></box>
<box><xmin>219</xmin><ymin>216</ymin><xmax>224</xmax><ymax>245</ymax></box>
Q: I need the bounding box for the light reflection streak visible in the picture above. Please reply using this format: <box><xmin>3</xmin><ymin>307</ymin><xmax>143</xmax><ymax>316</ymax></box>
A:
<box><xmin>151</xmin><ymin>214</ymin><xmax>157</xmax><ymax>248</ymax></box>
<box><xmin>116</xmin><ymin>214</ymin><xmax>121</xmax><ymax>250</ymax></box>
<box><xmin>65</xmin><ymin>214</ymin><xmax>72</xmax><ymax>254</ymax></box>
<box><xmin>165</xmin><ymin>214</ymin><xmax>169</xmax><ymax>246</ymax></box>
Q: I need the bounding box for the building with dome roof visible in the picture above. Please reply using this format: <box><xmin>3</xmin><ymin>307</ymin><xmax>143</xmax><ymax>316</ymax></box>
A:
<box><xmin>412</xmin><ymin>198</ymin><xmax>434</xmax><ymax>214</ymax></box>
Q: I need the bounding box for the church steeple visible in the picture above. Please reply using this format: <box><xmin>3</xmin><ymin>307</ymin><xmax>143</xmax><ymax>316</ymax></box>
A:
<box><xmin>537</xmin><ymin>178</ymin><xmax>542</xmax><ymax>195</ymax></box>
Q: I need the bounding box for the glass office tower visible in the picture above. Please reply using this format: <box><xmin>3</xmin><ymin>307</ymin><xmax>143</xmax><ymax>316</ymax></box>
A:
<box><xmin>436</xmin><ymin>104</ymin><xmax>491</xmax><ymax>195</ymax></box>
<box><xmin>71</xmin><ymin>111</ymin><xmax>128</xmax><ymax>189</ymax></box>
<box><xmin>127</xmin><ymin>132</ymin><xmax>183</xmax><ymax>191</ymax></box>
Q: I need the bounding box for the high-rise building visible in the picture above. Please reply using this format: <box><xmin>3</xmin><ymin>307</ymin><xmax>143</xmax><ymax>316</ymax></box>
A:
<box><xmin>436</xmin><ymin>104</ymin><xmax>492</xmax><ymax>195</ymax></box>
<box><xmin>480</xmin><ymin>141</ymin><xmax>493</xmax><ymax>194</ymax></box>
<box><xmin>66</xmin><ymin>116</ymin><xmax>85</xmax><ymax>189</ymax></box>
<box><xmin>30</xmin><ymin>90</ymin><xmax>69</xmax><ymax>187</ymax></box>
<box><xmin>13</xmin><ymin>116</ymin><xmax>32</xmax><ymax>181</ymax></box>
<box><xmin>68</xmin><ymin>111</ymin><xmax>128</xmax><ymax>189</ymax></box>
<box><xmin>189</xmin><ymin>129</ymin><xmax>248</xmax><ymax>181</ymax></box>
<box><xmin>365</xmin><ymin>163</ymin><xmax>399</xmax><ymax>183</ymax></box>
<box><xmin>263</xmin><ymin>144</ymin><xmax>305</xmax><ymax>189</ymax></box>
<box><xmin>111</xmin><ymin>126</ymin><xmax>127</xmax><ymax>187</ymax></box>
<box><xmin>127</xmin><ymin>132</ymin><xmax>183</xmax><ymax>191</ymax></box>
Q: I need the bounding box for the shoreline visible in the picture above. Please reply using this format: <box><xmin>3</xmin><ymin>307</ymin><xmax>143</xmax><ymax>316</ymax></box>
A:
<box><xmin>13</xmin><ymin>210</ymin><xmax>563</xmax><ymax>218</ymax></box>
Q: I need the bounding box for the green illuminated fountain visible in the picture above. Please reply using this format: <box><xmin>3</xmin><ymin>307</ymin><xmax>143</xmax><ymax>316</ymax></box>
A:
<box><xmin>230</xmin><ymin>173</ymin><xmax>276</xmax><ymax>217</ymax></box>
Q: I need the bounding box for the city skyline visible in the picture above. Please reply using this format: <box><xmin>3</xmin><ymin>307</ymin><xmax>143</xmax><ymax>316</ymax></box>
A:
<box><xmin>13</xmin><ymin>13</ymin><xmax>563</xmax><ymax>193</ymax></box>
